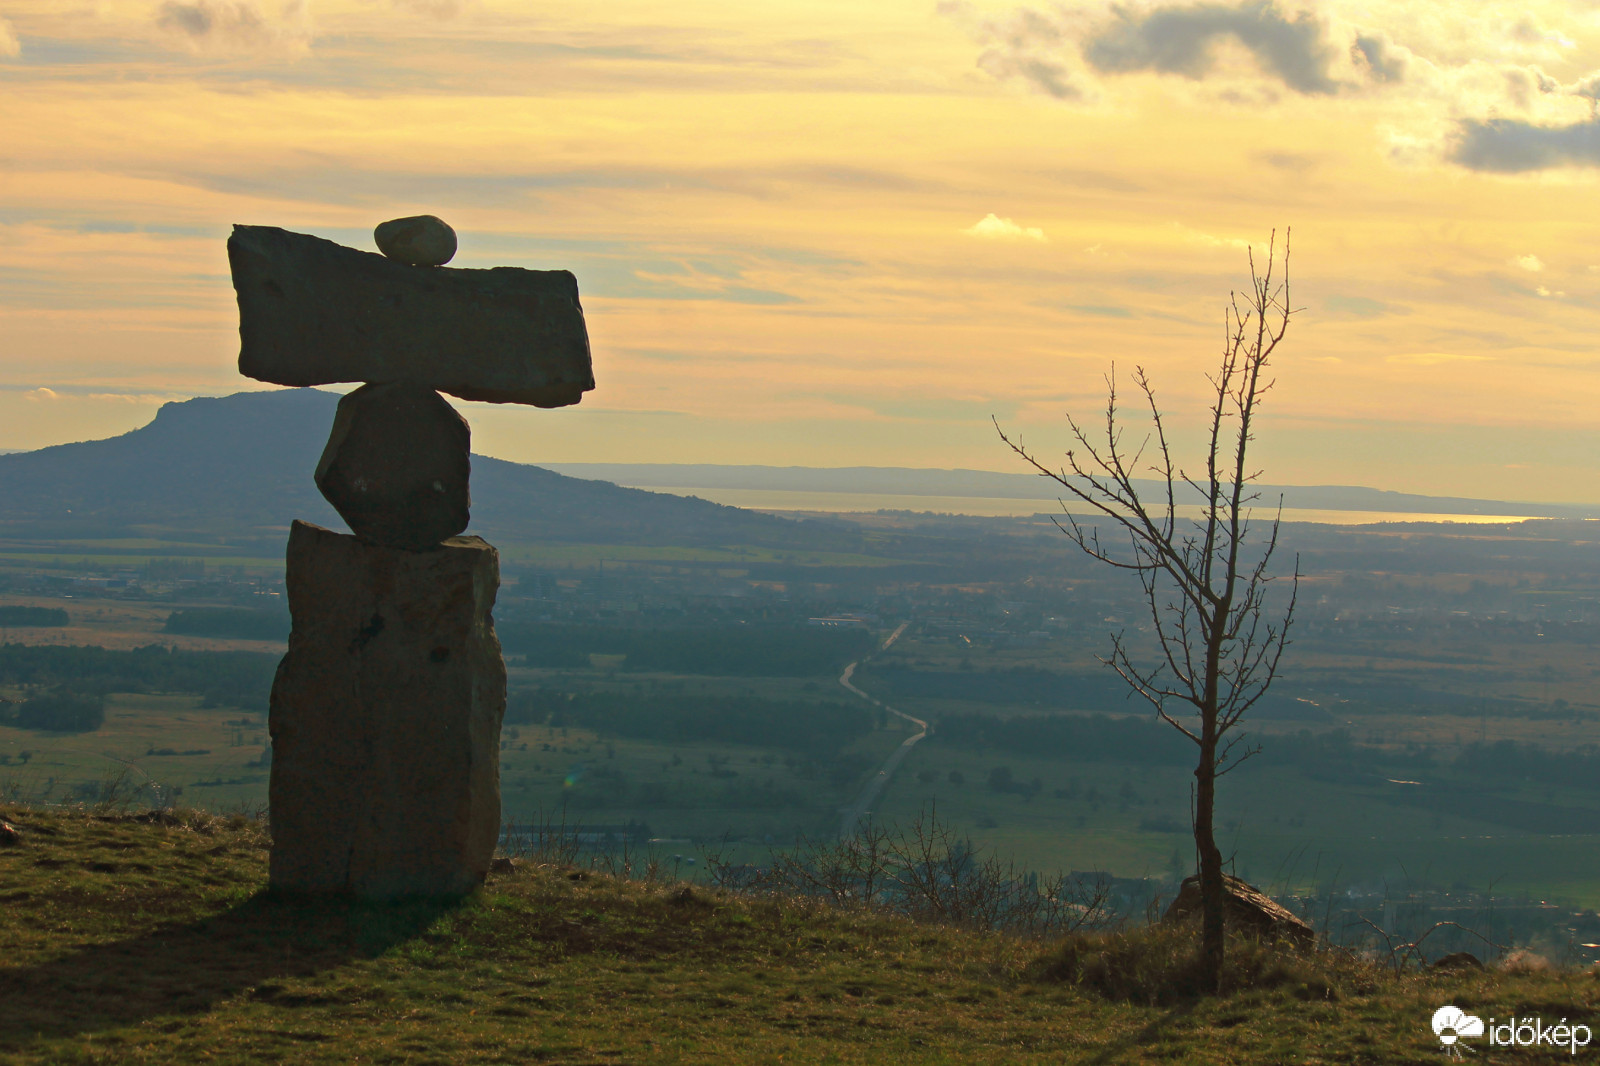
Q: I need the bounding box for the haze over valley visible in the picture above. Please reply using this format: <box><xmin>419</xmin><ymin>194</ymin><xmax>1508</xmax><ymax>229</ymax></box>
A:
<box><xmin>3</xmin><ymin>389</ymin><xmax>1599</xmax><ymax>967</ymax></box>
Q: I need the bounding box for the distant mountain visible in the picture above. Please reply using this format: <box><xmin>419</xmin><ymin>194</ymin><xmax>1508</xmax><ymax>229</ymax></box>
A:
<box><xmin>540</xmin><ymin>463</ymin><xmax>1600</xmax><ymax>519</ymax></box>
<box><xmin>0</xmin><ymin>390</ymin><xmax>867</xmax><ymax>551</ymax></box>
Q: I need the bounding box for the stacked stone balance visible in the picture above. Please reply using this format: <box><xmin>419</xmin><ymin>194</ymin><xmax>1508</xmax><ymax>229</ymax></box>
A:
<box><xmin>228</xmin><ymin>216</ymin><xmax>594</xmax><ymax>899</ymax></box>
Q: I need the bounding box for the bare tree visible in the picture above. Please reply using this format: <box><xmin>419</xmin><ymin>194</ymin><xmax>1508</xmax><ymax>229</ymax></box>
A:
<box><xmin>995</xmin><ymin>232</ymin><xmax>1298</xmax><ymax>992</ymax></box>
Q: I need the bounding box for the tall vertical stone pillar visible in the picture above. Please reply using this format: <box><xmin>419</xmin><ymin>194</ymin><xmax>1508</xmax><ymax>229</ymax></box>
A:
<box><xmin>270</xmin><ymin>521</ymin><xmax>505</xmax><ymax>898</ymax></box>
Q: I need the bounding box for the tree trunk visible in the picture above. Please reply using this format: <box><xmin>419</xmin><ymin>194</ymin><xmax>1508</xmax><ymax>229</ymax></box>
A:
<box><xmin>1195</xmin><ymin>723</ymin><xmax>1224</xmax><ymax>993</ymax></box>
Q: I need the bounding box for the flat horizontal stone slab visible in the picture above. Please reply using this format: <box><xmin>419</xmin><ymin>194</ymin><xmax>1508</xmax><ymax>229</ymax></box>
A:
<box><xmin>269</xmin><ymin>520</ymin><xmax>505</xmax><ymax>899</ymax></box>
<box><xmin>229</xmin><ymin>225</ymin><xmax>594</xmax><ymax>408</ymax></box>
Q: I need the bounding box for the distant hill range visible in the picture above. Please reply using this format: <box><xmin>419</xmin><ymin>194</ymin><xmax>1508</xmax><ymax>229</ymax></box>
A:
<box><xmin>1</xmin><ymin>390</ymin><xmax>1591</xmax><ymax>560</ymax></box>
<box><xmin>0</xmin><ymin>389</ymin><xmax>862</xmax><ymax>551</ymax></box>
<box><xmin>542</xmin><ymin>463</ymin><xmax>1600</xmax><ymax>521</ymax></box>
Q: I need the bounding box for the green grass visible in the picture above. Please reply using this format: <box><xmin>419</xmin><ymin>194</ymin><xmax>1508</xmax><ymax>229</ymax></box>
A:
<box><xmin>856</xmin><ymin>638</ymin><xmax>1600</xmax><ymax>906</ymax></box>
<box><xmin>869</xmin><ymin>745</ymin><xmax>1600</xmax><ymax>908</ymax></box>
<box><xmin>0</xmin><ymin>694</ymin><xmax>270</xmax><ymax>812</ymax></box>
<box><xmin>1</xmin><ymin>804</ymin><xmax>1596</xmax><ymax>1063</ymax></box>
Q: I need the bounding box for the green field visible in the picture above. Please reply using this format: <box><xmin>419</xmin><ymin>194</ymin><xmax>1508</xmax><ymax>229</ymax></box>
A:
<box><xmin>8</xmin><ymin>673</ymin><xmax>1600</xmax><ymax>910</ymax></box>
<box><xmin>0</xmin><ymin>681</ymin><xmax>910</xmax><ymax>854</ymax></box>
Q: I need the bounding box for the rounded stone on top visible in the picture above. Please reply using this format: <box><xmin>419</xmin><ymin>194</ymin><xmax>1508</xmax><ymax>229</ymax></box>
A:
<box><xmin>315</xmin><ymin>380</ymin><xmax>471</xmax><ymax>550</ymax></box>
<box><xmin>374</xmin><ymin>215</ymin><xmax>457</xmax><ymax>267</ymax></box>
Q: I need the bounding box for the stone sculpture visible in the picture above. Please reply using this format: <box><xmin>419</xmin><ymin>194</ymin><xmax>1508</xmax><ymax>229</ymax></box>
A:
<box><xmin>229</xmin><ymin>217</ymin><xmax>594</xmax><ymax>899</ymax></box>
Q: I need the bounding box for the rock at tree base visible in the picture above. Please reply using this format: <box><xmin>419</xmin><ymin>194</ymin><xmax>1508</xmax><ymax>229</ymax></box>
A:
<box><xmin>228</xmin><ymin>224</ymin><xmax>593</xmax><ymax>408</ymax></box>
<box><xmin>374</xmin><ymin>215</ymin><xmax>457</xmax><ymax>267</ymax></box>
<box><xmin>316</xmin><ymin>381</ymin><xmax>471</xmax><ymax>550</ymax></box>
<box><xmin>1162</xmin><ymin>873</ymin><xmax>1314</xmax><ymax>948</ymax></box>
<box><xmin>1432</xmin><ymin>952</ymin><xmax>1485</xmax><ymax>971</ymax></box>
<box><xmin>269</xmin><ymin>520</ymin><xmax>504</xmax><ymax>899</ymax></box>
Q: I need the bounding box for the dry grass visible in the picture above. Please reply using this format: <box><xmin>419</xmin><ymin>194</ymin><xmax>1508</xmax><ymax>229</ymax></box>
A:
<box><xmin>0</xmin><ymin>803</ymin><xmax>1596</xmax><ymax>1064</ymax></box>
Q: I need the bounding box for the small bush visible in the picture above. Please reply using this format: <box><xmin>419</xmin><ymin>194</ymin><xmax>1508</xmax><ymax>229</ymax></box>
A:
<box><xmin>1030</xmin><ymin>925</ymin><xmax>1349</xmax><ymax>1005</ymax></box>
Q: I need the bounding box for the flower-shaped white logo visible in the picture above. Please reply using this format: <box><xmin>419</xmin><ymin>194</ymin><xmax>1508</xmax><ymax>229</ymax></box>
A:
<box><xmin>1433</xmin><ymin>1006</ymin><xmax>1485</xmax><ymax>1057</ymax></box>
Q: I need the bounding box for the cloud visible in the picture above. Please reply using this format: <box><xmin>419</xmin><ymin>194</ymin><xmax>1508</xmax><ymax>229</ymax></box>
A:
<box><xmin>1508</xmin><ymin>15</ymin><xmax>1574</xmax><ymax>52</ymax></box>
<box><xmin>23</xmin><ymin>388</ymin><xmax>59</xmax><ymax>402</ymax></box>
<box><xmin>1387</xmin><ymin>352</ymin><xmax>1492</xmax><ymax>366</ymax></box>
<box><xmin>939</xmin><ymin>1</ymin><xmax>1093</xmax><ymax>100</ymax></box>
<box><xmin>1324</xmin><ymin>295</ymin><xmax>1400</xmax><ymax>318</ymax></box>
<box><xmin>388</xmin><ymin>0</ymin><xmax>468</xmax><ymax>17</ymax></box>
<box><xmin>1450</xmin><ymin>116</ymin><xmax>1600</xmax><ymax>172</ymax></box>
<box><xmin>0</xmin><ymin>18</ymin><xmax>19</xmax><ymax>59</ymax></box>
<box><xmin>1512</xmin><ymin>254</ymin><xmax>1544</xmax><ymax>272</ymax></box>
<box><xmin>156</xmin><ymin>0</ymin><xmax>312</xmax><ymax>54</ymax></box>
<box><xmin>1172</xmin><ymin>222</ymin><xmax>1250</xmax><ymax>250</ymax></box>
<box><xmin>1349</xmin><ymin>31</ymin><xmax>1408</xmax><ymax>84</ymax></box>
<box><xmin>1082</xmin><ymin>1</ymin><xmax>1342</xmax><ymax>95</ymax></box>
<box><xmin>1064</xmin><ymin>304</ymin><xmax>1134</xmax><ymax>317</ymax></box>
<box><xmin>979</xmin><ymin>49</ymin><xmax>1087</xmax><ymax>99</ymax></box>
<box><xmin>966</xmin><ymin>213</ymin><xmax>1047</xmax><ymax>241</ymax></box>
<box><xmin>943</xmin><ymin>3</ymin><xmax>1600</xmax><ymax>177</ymax></box>
<box><xmin>943</xmin><ymin>1</ymin><xmax>1441</xmax><ymax>105</ymax></box>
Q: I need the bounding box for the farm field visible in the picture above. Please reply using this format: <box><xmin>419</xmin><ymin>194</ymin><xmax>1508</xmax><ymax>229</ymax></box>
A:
<box><xmin>0</xmin><ymin>593</ymin><xmax>287</xmax><ymax>653</ymax></box>
<box><xmin>7</xmin><ymin>673</ymin><xmax>1600</xmax><ymax>909</ymax></box>
<box><xmin>849</xmin><ymin>629</ymin><xmax>1600</xmax><ymax>909</ymax></box>
<box><xmin>0</xmin><ymin>682</ymin><xmax>909</xmax><ymax>858</ymax></box>
<box><xmin>866</xmin><ymin>748</ymin><xmax>1600</xmax><ymax>908</ymax></box>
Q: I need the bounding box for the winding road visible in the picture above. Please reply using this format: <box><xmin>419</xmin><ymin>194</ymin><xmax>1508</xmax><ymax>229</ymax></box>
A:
<box><xmin>836</xmin><ymin>621</ymin><xmax>928</xmax><ymax>839</ymax></box>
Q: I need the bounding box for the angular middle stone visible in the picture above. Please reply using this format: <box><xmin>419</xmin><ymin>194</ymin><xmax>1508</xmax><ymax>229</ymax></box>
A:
<box><xmin>228</xmin><ymin>224</ymin><xmax>594</xmax><ymax>408</ymax></box>
<box><xmin>269</xmin><ymin>520</ymin><xmax>505</xmax><ymax>900</ymax></box>
<box><xmin>315</xmin><ymin>381</ymin><xmax>471</xmax><ymax>551</ymax></box>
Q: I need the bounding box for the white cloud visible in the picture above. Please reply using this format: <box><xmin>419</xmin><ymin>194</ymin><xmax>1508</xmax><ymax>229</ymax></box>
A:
<box><xmin>24</xmin><ymin>388</ymin><xmax>59</xmax><ymax>402</ymax></box>
<box><xmin>1173</xmin><ymin>222</ymin><xmax>1251</xmax><ymax>250</ymax></box>
<box><xmin>1513</xmin><ymin>254</ymin><xmax>1545</xmax><ymax>271</ymax></box>
<box><xmin>85</xmin><ymin>392</ymin><xmax>173</xmax><ymax>404</ymax></box>
<box><xmin>0</xmin><ymin>18</ymin><xmax>20</xmax><ymax>58</ymax></box>
<box><xmin>966</xmin><ymin>213</ymin><xmax>1047</xmax><ymax>241</ymax></box>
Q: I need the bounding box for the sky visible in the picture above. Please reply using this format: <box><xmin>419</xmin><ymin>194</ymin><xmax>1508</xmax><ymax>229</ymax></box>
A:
<box><xmin>3</xmin><ymin>0</ymin><xmax>1600</xmax><ymax>503</ymax></box>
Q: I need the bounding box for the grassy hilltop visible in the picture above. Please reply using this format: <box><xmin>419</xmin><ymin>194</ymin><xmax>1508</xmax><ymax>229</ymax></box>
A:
<box><xmin>2</xmin><ymin>804</ymin><xmax>1596</xmax><ymax>1065</ymax></box>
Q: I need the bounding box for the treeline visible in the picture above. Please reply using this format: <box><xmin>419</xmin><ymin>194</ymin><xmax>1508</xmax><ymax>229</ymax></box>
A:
<box><xmin>497</xmin><ymin>623</ymin><xmax>874</xmax><ymax>677</ymax></box>
<box><xmin>163</xmin><ymin>607</ymin><xmax>290</xmax><ymax>641</ymax></box>
<box><xmin>0</xmin><ymin>643</ymin><xmax>277</xmax><ymax>711</ymax></box>
<box><xmin>506</xmin><ymin>688</ymin><xmax>877</xmax><ymax>757</ymax></box>
<box><xmin>858</xmin><ymin>666</ymin><xmax>1136</xmax><ymax>710</ymax></box>
<box><xmin>0</xmin><ymin>606</ymin><xmax>69</xmax><ymax>627</ymax></box>
<box><xmin>934</xmin><ymin>712</ymin><xmax>1192</xmax><ymax>765</ymax></box>
<box><xmin>933</xmin><ymin>711</ymin><xmax>1600</xmax><ymax>794</ymax></box>
<box><xmin>0</xmin><ymin>692</ymin><xmax>105</xmax><ymax>732</ymax></box>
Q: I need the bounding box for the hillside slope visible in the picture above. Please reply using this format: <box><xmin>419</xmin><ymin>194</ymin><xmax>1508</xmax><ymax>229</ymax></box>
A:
<box><xmin>3</xmin><ymin>805</ymin><xmax>1594</xmax><ymax>1064</ymax></box>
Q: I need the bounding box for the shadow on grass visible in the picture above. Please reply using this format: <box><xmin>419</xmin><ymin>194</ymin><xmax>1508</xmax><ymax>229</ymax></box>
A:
<box><xmin>1085</xmin><ymin>1003</ymin><xmax>1200</xmax><ymax>1065</ymax></box>
<box><xmin>0</xmin><ymin>890</ymin><xmax>463</xmax><ymax>1050</ymax></box>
